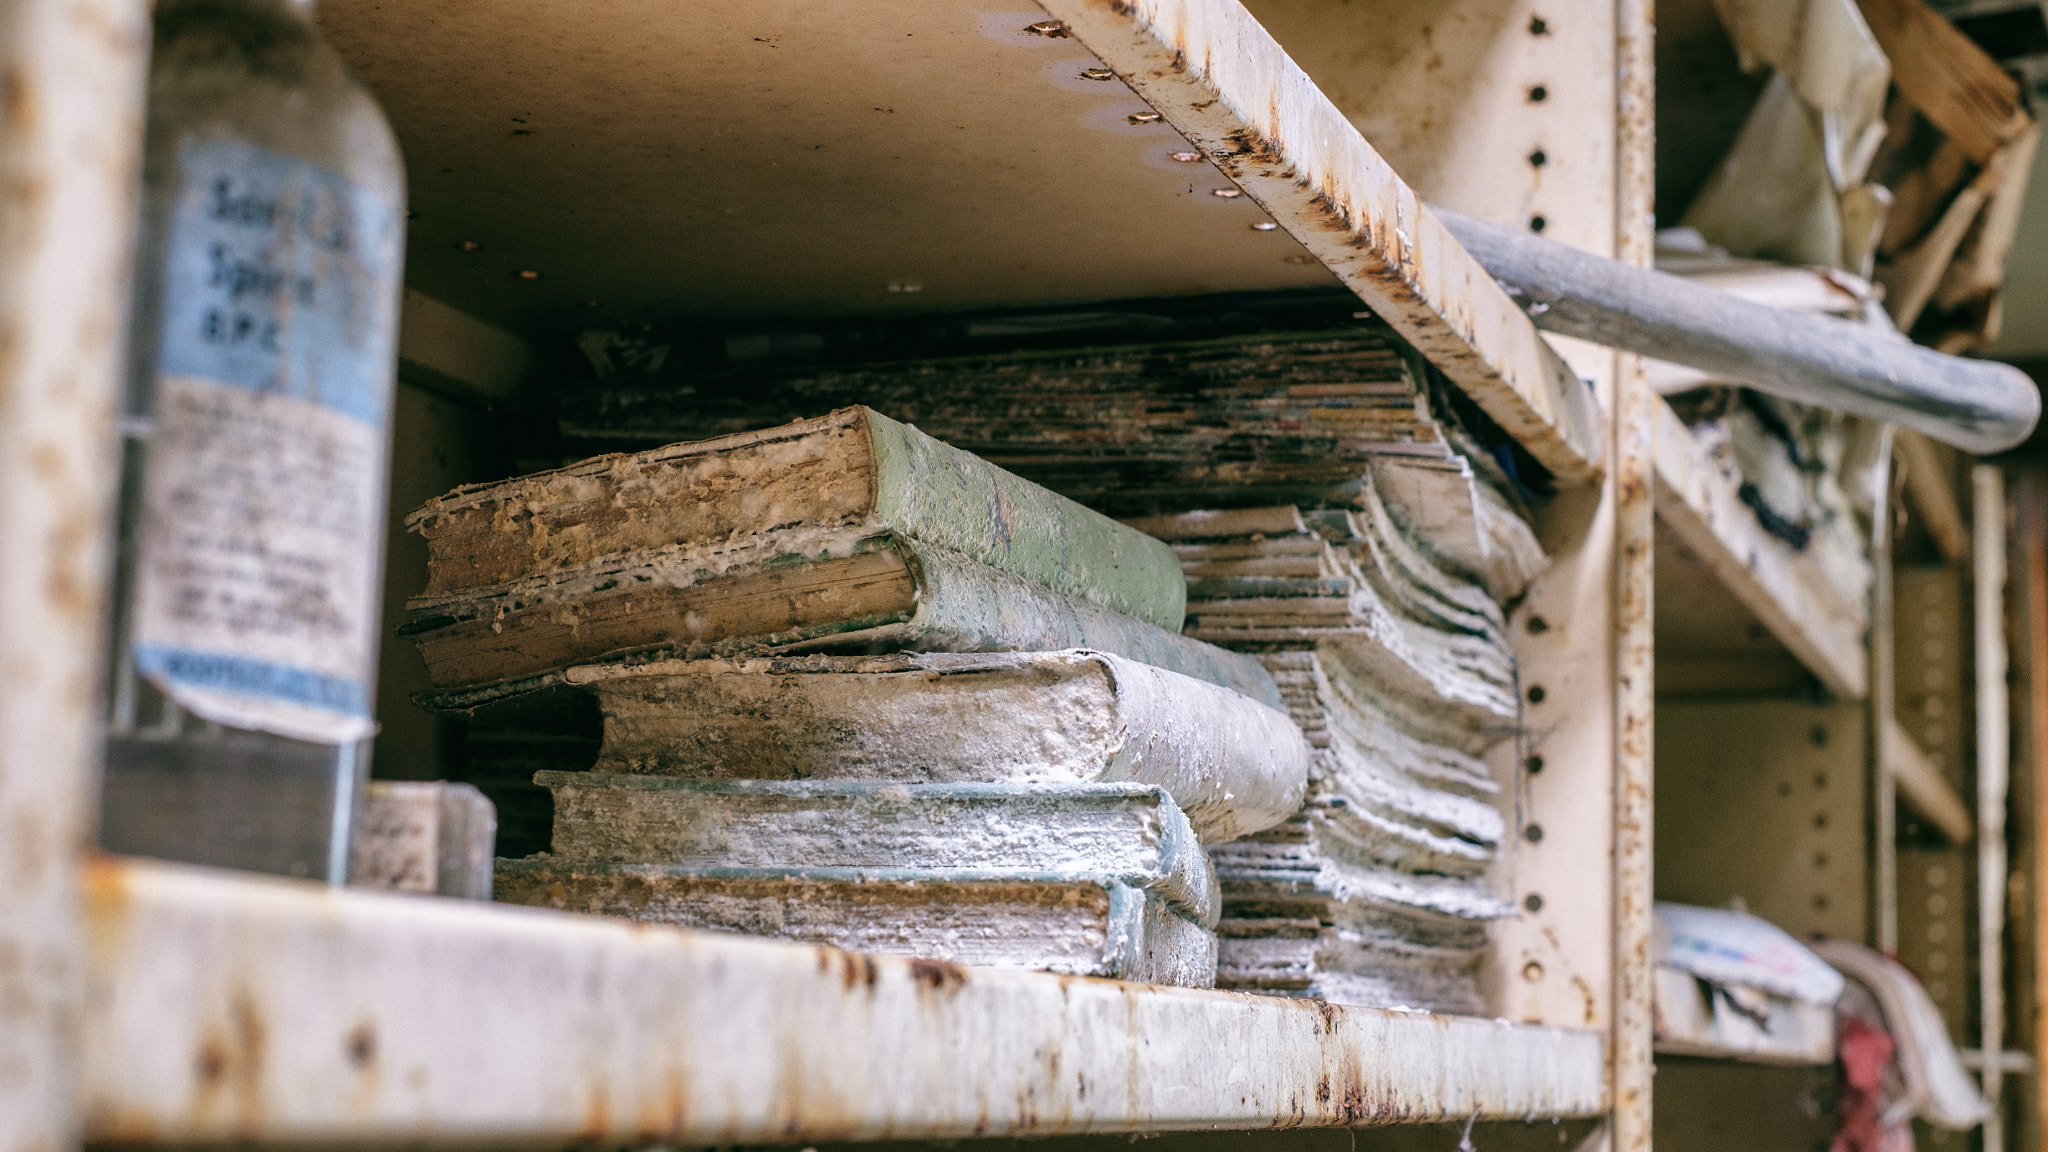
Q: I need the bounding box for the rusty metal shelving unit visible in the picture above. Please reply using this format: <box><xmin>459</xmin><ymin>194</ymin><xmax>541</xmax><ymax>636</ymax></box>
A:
<box><xmin>0</xmin><ymin>0</ymin><xmax>1684</xmax><ymax>1147</ymax></box>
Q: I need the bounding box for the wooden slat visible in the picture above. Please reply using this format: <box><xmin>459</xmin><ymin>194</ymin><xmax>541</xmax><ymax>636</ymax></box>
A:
<box><xmin>1038</xmin><ymin>0</ymin><xmax>1604</xmax><ymax>485</ymax></box>
<box><xmin>1881</xmin><ymin>157</ymin><xmax>1998</xmax><ymax>331</ymax></box>
<box><xmin>1856</xmin><ymin>0</ymin><xmax>2032</xmax><ymax>164</ymax></box>
<box><xmin>1881</xmin><ymin>136</ymin><xmax>1972</xmax><ymax>256</ymax></box>
<box><xmin>1938</xmin><ymin>126</ymin><xmax>2042</xmax><ymax>316</ymax></box>
<box><xmin>1880</xmin><ymin>130</ymin><xmax>2036</xmax><ymax>333</ymax></box>
<box><xmin>79</xmin><ymin>857</ymin><xmax>1609</xmax><ymax>1144</ymax></box>
<box><xmin>1652</xmin><ymin>400</ymin><xmax>1868</xmax><ymax>698</ymax></box>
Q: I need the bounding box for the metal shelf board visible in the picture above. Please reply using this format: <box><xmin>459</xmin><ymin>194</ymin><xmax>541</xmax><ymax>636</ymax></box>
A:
<box><xmin>80</xmin><ymin>857</ymin><xmax>1608</xmax><ymax>1145</ymax></box>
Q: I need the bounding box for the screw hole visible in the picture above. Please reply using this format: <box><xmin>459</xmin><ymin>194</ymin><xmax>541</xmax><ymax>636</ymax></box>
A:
<box><xmin>1529</xmin><ymin>85</ymin><xmax>1549</xmax><ymax>103</ymax></box>
<box><xmin>1527</xmin><ymin>684</ymin><xmax>1546</xmax><ymax>704</ymax></box>
<box><xmin>1529</xmin><ymin>215</ymin><xmax>1547</xmax><ymax>232</ymax></box>
<box><xmin>1524</xmin><ymin>893</ymin><xmax>1545</xmax><ymax>912</ymax></box>
<box><xmin>1529</xmin><ymin>15</ymin><xmax>1550</xmax><ymax>34</ymax></box>
<box><xmin>1529</xmin><ymin>149</ymin><xmax>1548</xmax><ymax>167</ymax></box>
<box><xmin>1524</xmin><ymin>824</ymin><xmax>1544</xmax><ymax>842</ymax></box>
<box><xmin>1526</xmin><ymin>616</ymin><xmax>1549</xmax><ymax>634</ymax></box>
<box><xmin>1525</xmin><ymin>755</ymin><xmax>1544</xmax><ymax>773</ymax></box>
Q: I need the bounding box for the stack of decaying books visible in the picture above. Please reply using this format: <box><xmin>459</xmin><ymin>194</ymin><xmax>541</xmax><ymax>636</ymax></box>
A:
<box><xmin>402</xmin><ymin>407</ymin><xmax>1310</xmax><ymax>986</ymax></box>
<box><xmin>538</xmin><ymin>319</ymin><xmax>1548</xmax><ymax>1014</ymax></box>
<box><xmin>1128</xmin><ymin>487</ymin><xmax>1525</xmax><ymax>1014</ymax></box>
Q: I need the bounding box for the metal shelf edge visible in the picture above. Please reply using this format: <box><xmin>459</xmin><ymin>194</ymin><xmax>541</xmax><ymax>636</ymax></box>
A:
<box><xmin>80</xmin><ymin>856</ymin><xmax>1608</xmax><ymax>1145</ymax></box>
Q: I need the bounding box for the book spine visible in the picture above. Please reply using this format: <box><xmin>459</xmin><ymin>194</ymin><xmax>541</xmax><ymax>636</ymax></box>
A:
<box><xmin>536</xmin><ymin>775</ymin><xmax>1217</xmax><ymax>926</ymax></box>
<box><xmin>1085</xmin><ymin>652</ymin><xmax>1309</xmax><ymax>844</ymax></box>
<box><xmin>870</xmin><ymin>539</ymin><xmax>1282</xmax><ymax>711</ymax></box>
<box><xmin>864</xmin><ymin>409</ymin><xmax>1188</xmax><ymax>632</ymax></box>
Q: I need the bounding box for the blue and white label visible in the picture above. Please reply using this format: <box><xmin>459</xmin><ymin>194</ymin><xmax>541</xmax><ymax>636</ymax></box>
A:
<box><xmin>131</xmin><ymin>138</ymin><xmax>400</xmax><ymax>745</ymax></box>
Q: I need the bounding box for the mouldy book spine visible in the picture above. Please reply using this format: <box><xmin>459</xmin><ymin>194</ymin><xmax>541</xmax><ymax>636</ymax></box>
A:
<box><xmin>536</xmin><ymin>775</ymin><xmax>1219</xmax><ymax>926</ymax></box>
<box><xmin>863</xmin><ymin>409</ymin><xmax>1187</xmax><ymax>631</ymax></box>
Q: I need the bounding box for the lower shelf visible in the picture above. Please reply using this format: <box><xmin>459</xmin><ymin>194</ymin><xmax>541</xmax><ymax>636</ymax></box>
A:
<box><xmin>80</xmin><ymin>856</ymin><xmax>1607</xmax><ymax>1144</ymax></box>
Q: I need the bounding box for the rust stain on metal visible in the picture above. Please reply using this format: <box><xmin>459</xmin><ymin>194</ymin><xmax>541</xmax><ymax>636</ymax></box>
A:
<box><xmin>830</xmin><ymin>948</ymin><xmax>882</xmax><ymax>992</ymax></box>
<box><xmin>907</xmin><ymin>957</ymin><xmax>968</xmax><ymax>994</ymax></box>
<box><xmin>580</xmin><ymin>1085</ymin><xmax>611</xmax><ymax>1143</ymax></box>
<box><xmin>345</xmin><ymin>1021</ymin><xmax>377</xmax><ymax>1069</ymax></box>
<box><xmin>188</xmin><ymin>988</ymin><xmax>268</xmax><ymax>1138</ymax></box>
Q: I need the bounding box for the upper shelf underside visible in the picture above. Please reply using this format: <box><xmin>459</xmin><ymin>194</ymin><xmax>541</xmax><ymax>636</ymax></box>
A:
<box><xmin>319</xmin><ymin>0</ymin><xmax>1342</xmax><ymax>334</ymax></box>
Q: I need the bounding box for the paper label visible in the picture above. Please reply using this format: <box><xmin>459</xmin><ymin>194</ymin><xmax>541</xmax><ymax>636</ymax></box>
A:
<box><xmin>131</xmin><ymin>138</ymin><xmax>399</xmax><ymax>744</ymax></box>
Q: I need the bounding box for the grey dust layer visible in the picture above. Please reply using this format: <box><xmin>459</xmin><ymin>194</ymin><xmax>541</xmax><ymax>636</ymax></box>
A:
<box><xmin>504</xmin><ymin>768</ymin><xmax>1226</xmax><ymax>987</ymax></box>
<box><xmin>538</xmin><ymin>777</ymin><xmax>1218</xmax><ymax>927</ymax></box>
<box><xmin>568</xmin><ymin>649</ymin><xmax>1310</xmax><ymax>844</ymax></box>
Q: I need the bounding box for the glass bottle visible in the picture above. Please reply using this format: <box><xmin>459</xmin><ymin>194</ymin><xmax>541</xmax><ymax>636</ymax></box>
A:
<box><xmin>100</xmin><ymin>0</ymin><xmax>405</xmax><ymax>881</ymax></box>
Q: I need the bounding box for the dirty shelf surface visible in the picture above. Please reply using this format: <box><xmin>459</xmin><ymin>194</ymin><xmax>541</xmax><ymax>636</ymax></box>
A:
<box><xmin>81</xmin><ymin>857</ymin><xmax>1607</xmax><ymax>1144</ymax></box>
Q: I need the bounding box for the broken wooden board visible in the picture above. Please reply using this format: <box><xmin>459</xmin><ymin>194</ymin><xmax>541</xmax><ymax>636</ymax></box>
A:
<box><xmin>1653</xmin><ymin>399</ymin><xmax>1868</xmax><ymax>698</ymax></box>
<box><xmin>81</xmin><ymin>856</ymin><xmax>1608</xmax><ymax>1142</ymax></box>
<box><xmin>1037</xmin><ymin>0</ymin><xmax>1602</xmax><ymax>483</ymax></box>
<box><xmin>1857</xmin><ymin>0</ymin><xmax>2033</xmax><ymax>165</ymax></box>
